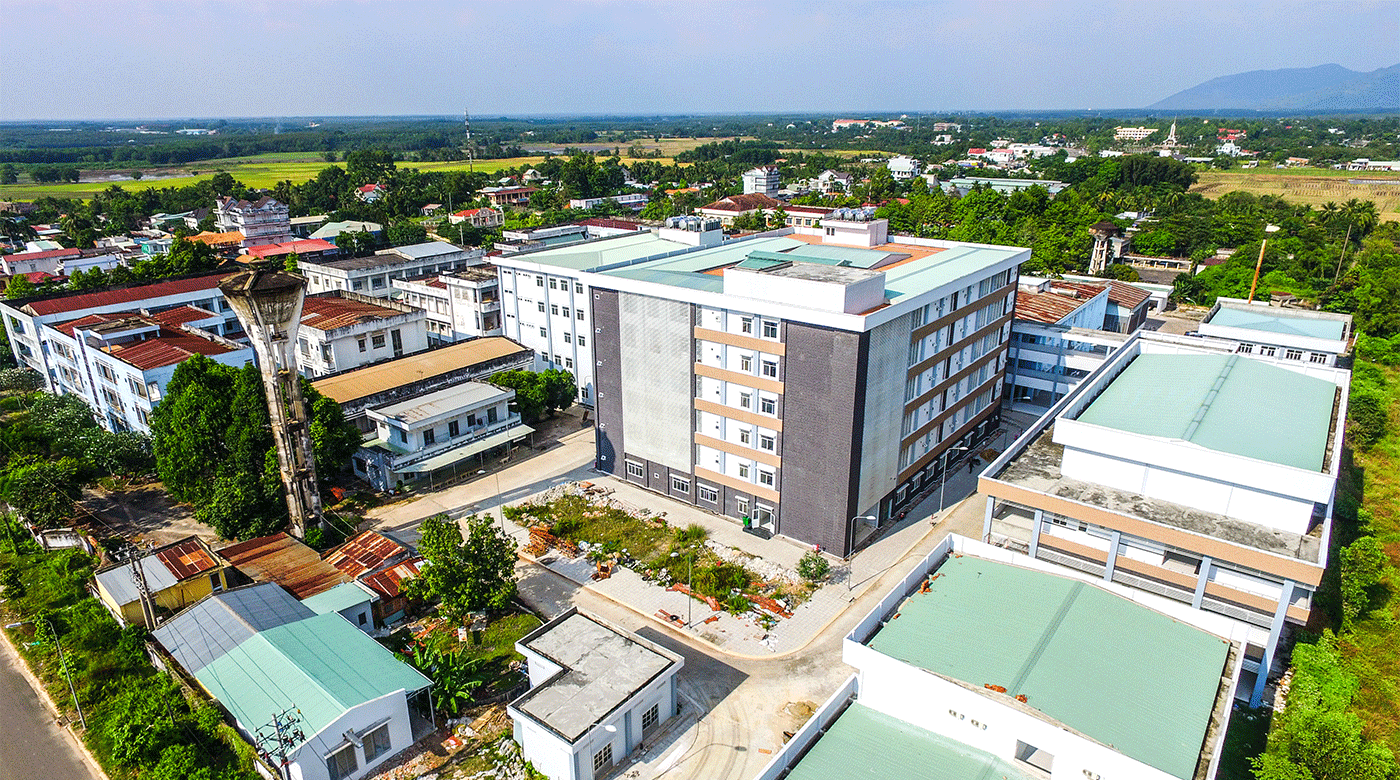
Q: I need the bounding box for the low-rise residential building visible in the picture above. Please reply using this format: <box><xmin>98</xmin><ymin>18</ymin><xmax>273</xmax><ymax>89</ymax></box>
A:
<box><xmin>566</xmin><ymin>193</ymin><xmax>649</xmax><ymax>210</ymax></box>
<box><xmin>1196</xmin><ymin>297</ymin><xmax>1352</xmax><ymax>367</ymax></box>
<box><xmin>1</xmin><ymin>247</ymin><xmax>80</xmax><ymax>276</ymax></box>
<box><xmin>93</xmin><ymin>536</ymin><xmax>231</xmax><ymax>627</ymax></box>
<box><xmin>310</xmin><ymin>220</ymin><xmax>384</xmax><ymax>245</ymax></box>
<box><xmin>447</xmin><ymin>207</ymin><xmax>504</xmax><ymax>227</ymax></box>
<box><xmin>354</xmin><ymin>380</ymin><xmax>533</xmax><ymax>490</ymax></box>
<box><xmin>311</xmin><ymin>336</ymin><xmax>533</xmax><ymax>432</ymax></box>
<box><xmin>886</xmin><ymin>155</ymin><xmax>921</xmax><ymax>180</ymax></box>
<box><xmin>356</xmin><ymin>183</ymin><xmax>386</xmax><ymax>202</ymax></box>
<box><xmin>186</xmin><ymin>230</ymin><xmax>246</xmax><ymax>250</ymax></box>
<box><xmin>214</xmin><ymin>196</ymin><xmax>292</xmax><ymax>247</ymax></box>
<box><xmin>1004</xmin><ymin>277</ymin><xmax>1124</xmax><ymax>413</ymax></box>
<box><xmin>1114</xmin><ymin>126</ymin><xmax>1159</xmax><ymax>141</ymax></box>
<box><xmin>219</xmin><ymin>533</ymin><xmax>351</xmax><ymax>599</ymax></box>
<box><xmin>393</xmin><ymin>265</ymin><xmax>503</xmax><ymax>344</ymax></box>
<box><xmin>299</xmin><ymin>241</ymin><xmax>484</xmax><ymax>297</ymax></box>
<box><xmin>757</xmin><ymin>534</ymin><xmax>1240</xmax><ymax>780</ymax></box>
<box><xmin>299</xmin><ymin>581</ymin><xmax>379</xmax><ymax>633</ymax></box>
<box><xmin>942</xmin><ymin>177</ymin><xmax>1069</xmax><ymax>197</ymax></box>
<box><xmin>359</xmin><ymin>557</ymin><xmax>425</xmax><ymax>627</ymax></box>
<box><xmin>290</xmin><ymin>214</ymin><xmax>329</xmax><ymax>237</ymax></box>
<box><xmin>979</xmin><ymin>330</ymin><xmax>1351</xmax><ymax>706</ymax></box>
<box><xmin>153</xmin><ymin>583</ymin><xmax>432</xmax><ymax>780</ymax></box>
<box><xmin>297</xmin><ymin>291</ymin><xmax>429</xmax><ymax>377</ymax></box>
<box><xmin>741</xmin><ymin>166</ymin><xmax>782</xmax><ymax>196</ymax></box>
<box><xmin>509</xmin><ymin>609</ymin><xmax>683</xmax><ymax>780</ymax></box>
<box><xmin>782</xmin><ymin>204</ymin><xmax>832</xmax><ymax>228</ymax></box>
<box><xmin>810</xmin><ymin>169</ymin><xmax>853</xmax><ymax>193</ymax></box>
<box><xmin>481</xmin><ymin>186</ymin><xmax>538</xmax><ymax>207</ymax></box>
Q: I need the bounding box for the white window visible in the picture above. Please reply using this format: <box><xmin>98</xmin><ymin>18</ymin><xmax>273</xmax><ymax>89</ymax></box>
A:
<box><xmin>1284</xmin><ymin>348</ymin><xmax>1303</xmax><ymax>361</ymax></box>
<box><xmin>539</xmin><ymin>327</ymin><xmax>547</xmax><ymax>337</ymax></box>
<box><xmin>698</xmin><ymin>485</ymin><xmax>718</xmax><ymax>503</ymax></box>
<box><xmin>551</xmin><ymin>304</ymin><xmax>560</xmax><ymax>316</ymax></box>
<box><xmin>740</xmin><ymin>316</ymin><xmax>753</xmax><ymax>334</ymax></box>
<box><xmin>759</xmin><ymin>434</ymin><xmax>775</xmax><ymax>451</ymax></box>
<box><xmin>626</xmin><ymin>461</ymin><xmax>644</xmax><ymax>479</ymax></box>
<box><xmin>1237</xmin><ymin>342</ymin><xmax>1254</xmax><ymax>354</ymax></box>
<box><xmin>549</xmin><ymin>278</ymin><xmax>558</xmax><ymax>289</ymax></box>
<box><xmin>364</xmin><ymin>724</ymin><xmax>391</xmax><ymax>763</ymax></box>
<box><xmin>739</xmin><ymin>428</ymin><xmax>751</xmax><ymax>445</ymax></box>
<box><xmin>761</xmin><ymin>360</ymin><xmax>778</xmax><ymax>379</ymax></box>
<box><xmin>760</xmin><ymin>397</ymin><xmax>776</xmax><ymax>415</ymax></box>
<box><xmin>1260</xmin><ymin>346</ymin><xmax>1277</xmax><ymax>357</ymax></box>
<box><xmin>738</xmin><ymin>462</ymin><xmax>751</xmax><ymax>479</ymax></box>
<box><xmin>642</xmin><ymin>703</ymin><xmax>660</xmax><ymax>732</ymax></box>
<box><xmin>372</xmin><ymin>334</ymin><xmax>386</xmax><ymax>349</ymax></box>
<box><xmin>739</xmin><ymin>392</ymin><xmax>753</xmax><ymax>409</ymax></box>
<box><xmin>577</xmin><ymin>309</ymin><xmax>585</xmax><ymax>320</ymax></box>
<box><xmin>1309</xmin><ymin>352</ymin><xmax>1328</xmax><ymax>364</ymax></box>
<box><xmin>758</xmin><ymin>469</ymin><xmax>775</xmax><ymax>487</ymax></box>
<box><xmin>671</xmin><ymin>476</ymin><xmax>690</xmax><ymax>494</ymax></box>
<box><xmin>562</xmin><ymin>307</ymin><xmax>571</xmax><ymax>318</ymax></box>
<box><xmin>327</xmin><ymin>745</ymin><xmax>358</xmax><ymax>780</ymax></box>
<box><xmin>565</xmin><ymin>357</ymin><xmax>573</xmax><ymax>369</ymax></box>
<box><xmin>740</xmin><ymin>354</ymin><xmax>753</xmax><ymax>372</ymax></box>
<box><xmin>575</xmin><ymin>282</ymin><xmax>584</xmax><ymax>294</ymax></box>
<box><xmin>538</xmin><ymin>302</ymin><xmax>546</xmax><ymax>313</ymax></box>
<box><xmin>578</xmin><ymin>335</ymin><xmax>586</xmax><ymax>347</ymax></box>
<box><xmin>536</xmin><ymin>276</ymin><xmax>544</xmax><ymax>287</ymax></box>
<box><xmin>762</xmin><ymin>320</ymin><xmax>778</xmax><ymax>339</ymax></box>
<box><xmin>593</xmin><ymin>744</ymin><xmax>613</xmax><ymax>776</ymax></box>
<box><xmin>564</xmin><ymin>332</ymin><xmax>572</xmax><ymax>344</ymax></box>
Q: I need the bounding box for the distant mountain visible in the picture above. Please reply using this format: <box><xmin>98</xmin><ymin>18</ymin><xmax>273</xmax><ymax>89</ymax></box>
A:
<box><xmin>1149</xmin><ymin>64</ymin><xmax>1400</xmax><ymax>111</ymax></box>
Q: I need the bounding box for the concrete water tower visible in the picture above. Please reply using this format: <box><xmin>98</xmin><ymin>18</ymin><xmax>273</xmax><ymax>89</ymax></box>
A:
<box><xmin>1088</xmin><ymin>220</ymin><xmax>1122</xmax><ymax>275</ymax></box>
<box><xmin>218</xmin><ymin>269</ymin><xmax>322</xmax><ymax>538</ymax></box>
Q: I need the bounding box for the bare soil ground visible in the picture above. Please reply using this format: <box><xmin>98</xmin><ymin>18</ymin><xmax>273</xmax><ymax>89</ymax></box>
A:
<box><xmin>76</xmin><ymin>481</ymin><xmax>219</xmax><ymax>549</ymax></box>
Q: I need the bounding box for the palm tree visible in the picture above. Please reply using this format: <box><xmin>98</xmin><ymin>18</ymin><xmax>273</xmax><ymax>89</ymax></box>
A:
<box><xmin>1343</xmin><ymin>199</ymin><xmax>1379</xmax><ymax>237</ymax></box>
<box><xmin>0</xmin><ymin>214</ymin><xmax>37</xmax><ymax>248</ymax></box>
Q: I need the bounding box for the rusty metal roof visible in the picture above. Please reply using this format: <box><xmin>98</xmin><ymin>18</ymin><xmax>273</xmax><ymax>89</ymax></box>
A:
<box><xmin>156</xmin><ymin>537</ymin><xmax>222</xmax><ymax>580</ymax></box>
<box><xmin>1014</xmin><ymin>289</ymin><xmax>1092</xmax><ymax>324</ymax></box>
<box><xmin>360</xmin><ymin>557</ymin><xmax>424</xmax><ymax>599</ymax></box>
<box><xmin>323</xmin><ymin>531</ymin><xmax>408</xmax><ymax>579</ymax></box>
<box><xmin>217</xmin><ymin>533</ymin><xmax>350</xmax><ymax>600</ymax></box>
<box><xmin>311</xmin><ymin>336</ymin><xmax>530</xmax><ymax>405</ymax></box>
<box><xmin>300</xmin><ymin>295</ymin><xmax>404</xmax><ymax>331</ymax></box>
<box><xmin>107</xmin><ymin>330</ymin><xmax>241</xmax><ymax>371</ymax></box>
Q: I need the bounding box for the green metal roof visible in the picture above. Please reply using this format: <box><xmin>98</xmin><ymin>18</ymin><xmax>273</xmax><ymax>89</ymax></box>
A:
<box><xmin>509</xmin><ymin>232</ymin><xmax>682</xmax><ymax>271</ymax></box>
<box><xmin>300</xmin><ymin>582</ymin><xmax>374</xmax><ymax>615</ymax></box>
<box><xmin>1207</xmin><ymin>306</ymin><xmax>1346</xmax><ymax>340</ymax></box>
<box><xmin>879</xmin><ymin>245</ymin><xmax>1023</xmax><ymax>304</ymax></box>
<box><xmin>867</xmin><ymin>555</ymin><xmax>1229</xmax><ymax>780</ymax></box>
<box><xmin>781</xmin><ymin>244</ymin><xmax>901</xmax><ymax>267</ymax></box>
<box><xmin>785</xmin><ymin>703</ymin><xmax>1036</xmax><ymax>780</ymax></box>
<box><xmin>195</xmin><ymin>613</ymin><xmax>430</xmax><ymax>750</ymax></box>
<box><xmin>1076</xmin><ymin>353</ymin><xmax>1335</xmax><ymax>471</ymax></box>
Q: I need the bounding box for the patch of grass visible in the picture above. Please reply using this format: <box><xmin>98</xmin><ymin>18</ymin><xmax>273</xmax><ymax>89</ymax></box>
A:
<box><xmin>1336</xmin><ymin>362</ymin><xmax>1400</xmax><ymax>753</ymax></box>
<box><xmin>511</xmin><ymin>494</ymin><xmax>674</xmax><ymax>563</ymax></box>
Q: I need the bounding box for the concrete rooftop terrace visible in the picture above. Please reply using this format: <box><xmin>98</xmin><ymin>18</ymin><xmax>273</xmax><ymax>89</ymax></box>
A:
<box><xmin>1075</xmin><ymin>353</ymin><xmax>1337</xmax><ymax>472</ymax></box>
<box><xmin>513</xmin><ymin>612</ymin><xmax>679</xmax><ymax>743</ymax></box>
<box><xmin>867</xmin><ymin>555</ymin><xmax>1231</xmax><ymax>780</ymax></box>
<box><xmin>992</xmin><ymin>426</ymin><xmax>1324</xmax><ymax>562</ymax></box>
<box><xmin>513</xmin><ymin>229</ymin><xmax>1022</xmax><ymax>305</ymax></box>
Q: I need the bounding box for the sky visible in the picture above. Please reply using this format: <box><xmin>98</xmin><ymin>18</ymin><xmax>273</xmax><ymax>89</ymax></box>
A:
<box><xmin>0</xmin><ymin>0</ymin><xmax>1396</xmax><ymax>121</ymax></box>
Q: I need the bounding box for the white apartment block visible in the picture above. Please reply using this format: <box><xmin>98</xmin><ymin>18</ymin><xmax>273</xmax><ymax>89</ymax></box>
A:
<box><xmin>214</xmin><ymin>196</ymin><xmax>292</xmax><ymax>247</ymax></box>
<box><xmin>741</xmin><ymin>166</ymin><xmax>781</xmax><ymax>196</ymax></box>
<box><xmin>296</xmin><ymin>292</ymin><xmax>429</xmax><ymax>378</ymax></box>
<box><xmin>1113</xmin><ymin>126</ymin><xmax>1159</xmax><ymax>141</ymax></box>
<box><xmin>298</xmin><ymin>241</ymin><xmax>484</xmax><ymax>298</ymax></box>
<box><xmin>392</xmin><ymin>266</ymin><xmax>502</xmax><ymax>345</ymax></box>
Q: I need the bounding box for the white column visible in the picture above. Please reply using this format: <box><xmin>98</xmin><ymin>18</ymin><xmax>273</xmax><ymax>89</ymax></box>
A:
<box><xmin>1251</xmin><ymin>579</ymin><xmax>1296</xmax><ymax>708</ymax></box>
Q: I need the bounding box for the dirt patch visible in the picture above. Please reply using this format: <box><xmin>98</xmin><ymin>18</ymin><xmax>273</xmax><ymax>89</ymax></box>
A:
<box><xmin>77</xmin><ymin>481</ymin><xmax>220</xmax><ymax>548</ymax></box>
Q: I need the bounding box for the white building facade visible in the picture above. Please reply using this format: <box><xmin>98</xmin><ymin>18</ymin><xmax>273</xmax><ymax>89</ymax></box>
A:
<box><xmin>214</xmin><ymin>196</ymin><xmax>292</xmax><ymax>247</ymax></box>
<box><xmin>297</xmin><ymin>292</ymin><xmax>430</xmax><ymax>377</ymax></box>
<box><xmin>299</xmin><ymin>242</ymin><xmax>485</xmax><ymax>298</ymax></box>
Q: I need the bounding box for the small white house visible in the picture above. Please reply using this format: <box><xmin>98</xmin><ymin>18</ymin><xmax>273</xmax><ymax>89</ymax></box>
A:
<box><xmin>886</xmin><ymin>155</ymin><xmax>922</xmax><ymax>180</ymax></box>
<box><xmin>297</xmin><ymin>291</ymin><xmax>429</xmax><ymax>377</ymax></box>
<box><xmin>510</xmin><ymin>609</ymin><xmax>683</xmax><ymax>780</ymax></box>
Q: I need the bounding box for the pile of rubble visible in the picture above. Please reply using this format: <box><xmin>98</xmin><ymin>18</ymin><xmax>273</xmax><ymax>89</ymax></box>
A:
<box><xmin>705</xmin><ymin>539</ymin><xmax>796</xmax><ymax>585</ymax></box>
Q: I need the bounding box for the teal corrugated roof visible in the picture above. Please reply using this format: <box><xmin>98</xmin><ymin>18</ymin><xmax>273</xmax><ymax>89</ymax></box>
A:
<box><xmin>781</xmin><ymin>244</ymin><xmax>900</xmax><ymax>267</ymax></box>
<box><xmin>1208</xmin><ymin>306</ymin><xmax>1346</xmax><ymax>340</ymax></box>
<box><xmin>785</xmin><ymin>703</ymin><xmax>1036</xmax><ymax>780</ymax></box>
<box><xmin>300</xmin><ymin>582</ymin><xmax>374</xmax><ymax>615</ymax></box>
<box><xmin>196</xmin><ymin>613</ymin><xmax>429</xmax><ymax>749</ymax></box>
<box><xmin>867</xmin><ymin>556</ymin><xmax>1229</xmax><ymax>779</ymax></box>
<box><xmin>1076</xmin><ymin>353</ymin><xmax>1335</xmax><ymax>470</ymax></box>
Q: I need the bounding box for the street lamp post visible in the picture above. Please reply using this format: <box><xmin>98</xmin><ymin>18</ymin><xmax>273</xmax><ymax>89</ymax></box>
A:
<box><xmin>938</xmin><ymin>445</ymin><xmax>971</xmax><ymax>517</ymax></box>
<box><xmin>477</xmin><ymin>466</ymin><xmax>504</xmax><ymax>527</ymax></box>
<box><xmin>847</xmin><ymin>515</ymin><xmax>877</xmax><ymax>593</ymax></box>
<box><xmin>670</xmin><ymin>550</ymin><xmax>693</xmax><ymax>627</ymax></box>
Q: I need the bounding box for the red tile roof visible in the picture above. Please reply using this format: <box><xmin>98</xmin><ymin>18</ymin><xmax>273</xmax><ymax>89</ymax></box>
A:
<box><xmin>243</xmin><ymin>239</ymin><xmax>337</xmax><ymax>259</ymax></box>
<box><xmin>700</xmin><ymin>193</ymin><xmax>785</xmax><ymax>213</ymax></box>
<box><xmin>4</xmin><ymin>248</ymin><xmax>80</xmax><ymax>262</ymax></box>
<box><xmin>54</xmin><ymin>311</ymin><xmax>143</xmax><ymax>337</ymax></box>
<box><xmin>107</xmin><ymin>330</ymin><xmax>241</xmax><ymax>371</ymax></box>
<box><xmin>1098</xmin><ymin>279</ymin><xmax>1153</xmax><ymax>310</ymax></box>
<box><xmin>22</xmin><ymin>273</ymin><xmax>227</xmax><ymax>316</ymax></box>
<box><xmin>360</xmin><ymin>557</ymin><xmax>424</xmax><ymax>599</ymax></box>
<box><xmin>454</xmin><ymin>208</ymin><xmax>488</xmax><ymax>217</ymax></box>
<box><xmin>323</xmin><ymin>531</ymin><xmax>408</xmax><ymax>579</ymax></box>
<box><xmin>357</xmin><ymin>184</ymin><xmax>383</xmax><ymax>193</ymax></box>
<box><xmin>300</xmin><ymin>294</ymin><xmax>404</xmax><ymax>331</ymax></box>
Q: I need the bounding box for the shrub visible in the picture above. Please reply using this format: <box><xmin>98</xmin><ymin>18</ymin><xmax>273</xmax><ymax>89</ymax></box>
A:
<box><xmin>675</xmin><ymin>523</ymin><xmax>707</xmax><ymax>545</ymax></box>
<box><xmin>798</xmin><ymin>551</ymin><xmax>831</xmax><ymax>583</ymax></box>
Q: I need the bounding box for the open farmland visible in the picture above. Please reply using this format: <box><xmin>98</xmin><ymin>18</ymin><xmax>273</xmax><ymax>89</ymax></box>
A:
<box><xmin>1192</xmin><ymin>168</ymin><xmax>1400</xmax><ymax>223</ymax></box>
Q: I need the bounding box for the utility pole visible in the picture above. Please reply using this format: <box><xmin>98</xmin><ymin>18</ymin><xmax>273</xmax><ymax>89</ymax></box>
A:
<box><xmin>128</xmin><ymin>544</ymin><xmax>157</xmax><ymax>628</ymax></box>
<box><xmin>255</xmin><ymin>707</ymin><xmax>306</xmax><ymax>780</ymax></box>
<box><xmin>464</xmin><ymin>108</ymin><xmax>474</xmax><ymax>173</ymax></box>
<box><xmin>43</xmin><ymin>616</ymin><xmax>85</xmax><ymax>730</ymax></box>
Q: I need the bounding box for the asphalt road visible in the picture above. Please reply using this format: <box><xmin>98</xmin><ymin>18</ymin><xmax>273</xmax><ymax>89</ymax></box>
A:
<box><xmin>0</xmin><ymin>633</ymin><xmax>102</xmax><ymax>780</ymax></box>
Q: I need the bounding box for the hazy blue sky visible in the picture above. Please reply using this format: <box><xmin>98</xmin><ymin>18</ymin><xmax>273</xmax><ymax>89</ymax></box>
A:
<box><xmin>1</xmin><ymin>0</ymin><xmax>1396</xmax><ymax>121</ymax></box>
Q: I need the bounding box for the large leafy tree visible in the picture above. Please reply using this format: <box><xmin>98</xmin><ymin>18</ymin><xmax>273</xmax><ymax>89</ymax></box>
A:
<box><xmin>1</xmin><ymin>457</ymin><xmax>84</xmax><ymax>528</ymax></box>
<box><xmin>489</xmin><ymin>369</ymin><xmax>575</xmax><ymax>424</ymax></box>
<box><xmin>150</xmin><ymin>355</ymin><xmax>359</xmax><ymax>539</ymax></box>
<box><xmin>401</xmin><ymin>513</ymin><xmax>516</xmax><ymax>621</ymax></box>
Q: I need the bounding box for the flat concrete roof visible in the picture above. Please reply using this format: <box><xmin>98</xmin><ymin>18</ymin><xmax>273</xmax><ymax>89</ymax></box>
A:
<box><xmin>783</xmin><ymin>703</ymin><xmax>1036</xmax><ymax>780</ymax></box>
<box><xmin>513</xmin><ymin>612</ymin><xmax>678</xmax><ymax>743</ymax></box>
<box><xmin>369</xmin><ymin>381</ymin><xmax>509</xmax><ymax>424</ymax></box>
<box><xmin>1205</xmin><ymin>305</ymin><xmax>1347</xmax><ymax>341</ymax></box>
<box><xmin>993</xmin><ymin>426</ymin><xmax>1324</xmax><ymax>562</ymax></box>
<box><xmin>1075</xmin><ymin>353</ymin><xmax>1336</xmax><ymax>471</ymax></box>
<box><xmin>867</xmin><ymin>555</ymin><xmax>1230</xmax><ymax>780</ymax></box>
